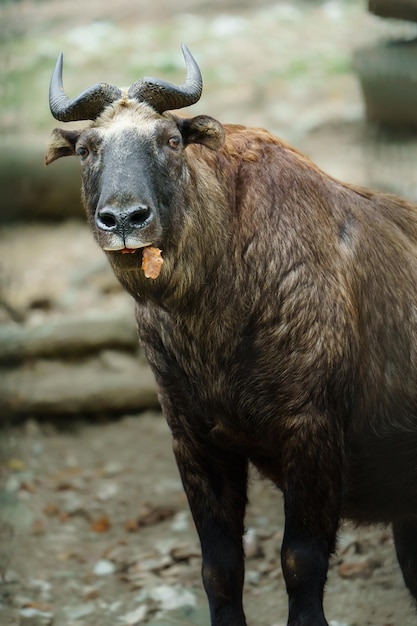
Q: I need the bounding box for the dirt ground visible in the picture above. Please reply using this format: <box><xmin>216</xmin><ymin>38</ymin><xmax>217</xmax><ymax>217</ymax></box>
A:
<box><xmin>2</xmin><ymin>1</ymin><xmax>417</xmax><ymax>625</ymax></box>
<box><xmin>1</xmin><ymin>410</ymin><xmax>416</xmax><ymax>626</ymax></box>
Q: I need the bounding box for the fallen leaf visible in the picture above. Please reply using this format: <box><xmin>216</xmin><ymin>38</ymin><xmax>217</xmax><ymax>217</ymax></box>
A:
<box><xmin>90</xmin><ymin>515</ymin><xmax>111</xmax><ymax>533</ymax></box>
<box><xmin>125</xmin><ymin>518</ymin><xmax>139</xmax><ymax>533</ymax></box>
<box><xmin>127</xmin><ymin>504</ymin><xmax>176</xmax><ymax>531</ymax></box>
<box><xmin>337</xmin><ymin>556</ymin><xmax>381</xmax><ymax>580</ymax></box>
<box><xmin>57</xmin><ymin>549</ymin><xmax>86</xmax><ymax>563</ymax></box>
<box><xmin>20</xmin><ymin>481</ymin><xmax>37</xmax><ymax>493</ymax></box>
<box><xmin>31</xmin><ymin>519</ymin><xmax>46</xmax><ymax>535</ymax></box>
<box><xmin>43</xmin><ymin>503</ymin><xmax>60</xmax><ymax>516</ymax></box>
<box><xmin>23</xmin><ymin>601</ymin><xmax>52</xmax><ymax>612</ymax></box>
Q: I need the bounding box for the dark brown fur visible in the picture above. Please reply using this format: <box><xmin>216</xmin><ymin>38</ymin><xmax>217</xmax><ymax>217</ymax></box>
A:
<box><xmin>47</xmin><ymin>105</ymin><xmax>417</xmax><ymax>626</ymax></box>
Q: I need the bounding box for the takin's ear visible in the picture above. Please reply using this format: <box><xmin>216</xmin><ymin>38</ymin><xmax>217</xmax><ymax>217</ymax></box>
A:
<box><xmin>177</xmin><ymin>115</ymin><xmax>225</xmax><ymax>151</ymax></box>
<box><xmin>45</xmin><ymin>128</ymin><xmax>82</xmax><ymax>165</ymax></box>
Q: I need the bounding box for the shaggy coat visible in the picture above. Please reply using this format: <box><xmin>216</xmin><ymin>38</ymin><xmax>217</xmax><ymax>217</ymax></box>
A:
<box><xmin>46</xmin><ymin>99</ymin><xmax>417</xmax><ymax>626</ymax></box>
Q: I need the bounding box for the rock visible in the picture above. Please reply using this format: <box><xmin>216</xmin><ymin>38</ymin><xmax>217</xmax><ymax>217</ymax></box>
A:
<box><xmin>170</xmin><ymin>511</ymin><xmax>190</xmax><ymax>532</ymax></box>
<box><xmin>0</xmin><ymin>350</ymin><xmax>158</xmax><ymax>418</ymax></box>
<box><xmin>3</xmin><ymin>569</ymin><xmax>20</xmax><ymax>584</ymax></box>
<box><xmin>337</xmin><ymin>531</ymin><xmax>360</xmax><ymax>555</ymax></box>
<box><xmin>243</xmin><ymin>527</ymin><xmax>262</xmax><ymax>559</ymax></box>
<box><xmin>60</xmin><ymin>493</ymin><xmax>85</xmax><ymax>516</ymax></box>
<box><xmin>135</xmin><ymin>555</ymin><xmax>172</xmax><ymax>573</ymax></box>
<box><xmin>107</xmin><ymin>600</ymin><xmax>123</xmax><ymax>613</ymax></box>
<box><xmin>81</xmin><ymin>585</ymin><xmax>101</xmax><ymax>601</ymax></box>
<box><xmin>0</xmin><ymin>491</ymin><xmax>34</xmax><ymax>529</ymax></box>
<box><xmin>150</xmin><ymin>604</ymin><xmax>209</xmax><ymax>626</ymax></box>
<box><xmin>369</xmin><ymin>0</ymin><xmax>417</xmax><ymax>22</ymax></box>
<box><xmin>246</xmin><ymin>569</ymin><xmax>261</xmax><ymax>585</ymax></box>
<box><xmin>19</xmin><ymin>607</ymin><xmax>53</xmax><ymax>625</ymax></box>
<box><xmin>95</xmin><ymin>481</ymin><xmax>119</xmax><ymax>501</ymax></box>
<box><xmin>149</xmin><ymin>584</ymin><xmax>197</xmax><ymax>611</ymax></box>
<box><xmin>66</xmin><ymin>602</ymin><xmax>96</xmax><ymax>620</ymax></box>
<box><xmin>170</xmin><ymin>542</ymin><xmax>200</xmax><ymax>562</ymax></box>
<box><xmin>0</xmin><ymin>311</ymin><xmax>138</xmax><ymax>364</ymax></box>
<box><xmin>119</xmin><ymin>604</ymin><xmax>148</xmax><ymax>625</ymax></box>
<box><xmin>0</xmin><ymin>145</ymin><xmax>83</xmax><ymax>222</ymax></box>
<box><xmin>93</xmin><ymin>559</ymin><xmax>116</xmax><ymax>576</ymax></box>
<box><xmin>101</xmin><ymin>461</ymin><xmax>124</xmax><ymax>477</ymax></box>
<box><xmin>353</xmin><ymin>38</ymin><xmax>417</xmax><ymax>128</ymax></box>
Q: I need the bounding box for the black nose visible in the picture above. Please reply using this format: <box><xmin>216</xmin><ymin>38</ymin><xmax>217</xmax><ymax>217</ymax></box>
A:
<box><xmin>96</xmin><ymin>204</ymin><xmax>152</xmax><ymax>233</ymax></box>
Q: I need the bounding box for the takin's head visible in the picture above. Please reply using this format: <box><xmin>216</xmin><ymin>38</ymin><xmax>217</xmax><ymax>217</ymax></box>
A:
<box><xmin>45</xmin><ymin>44</ymin><xmax>225</xmax><ymax>273</ymax></box>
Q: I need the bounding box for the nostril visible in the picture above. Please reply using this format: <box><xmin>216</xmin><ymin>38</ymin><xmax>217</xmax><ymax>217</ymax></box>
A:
<box><xmin>129</xmin><ymin>206</ymin><xmax>152</xmax><ymax>228</ymax></box>
<box><xmin>100</xmin><ymin>213</ymin><xmax>117</xmax><ymax>229</ymax></box>
<box><xmin>96</xmin><ymin>208</ymin><xmax>118</xmax><ymax>231</ymax></box>
<box><xmin>96</xmin><ymin>204</ymin><xmax>153</xmax><ymax>233</ymax></box>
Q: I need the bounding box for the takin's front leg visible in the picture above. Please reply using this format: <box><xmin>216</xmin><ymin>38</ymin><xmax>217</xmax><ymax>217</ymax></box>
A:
<box><xmin>278</xmin><ymin>417</ymin><xmax>342</xmax><ymax>626</ymax></box>
<box><xmin>172</xmin><ymin>432</ymin><xmax>249</xmax><ymax>626</ymax></box>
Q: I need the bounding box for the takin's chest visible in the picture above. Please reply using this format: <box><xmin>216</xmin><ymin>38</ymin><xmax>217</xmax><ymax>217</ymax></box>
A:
<box><xmin>139</xmin><ymin>316</ymin><xmax>244</xmax><ymax>417</ymax></box>
<box><xmin>136</xmin><ymin>307</ymin><xmax>326</xmax><ymax>440</ymax></box>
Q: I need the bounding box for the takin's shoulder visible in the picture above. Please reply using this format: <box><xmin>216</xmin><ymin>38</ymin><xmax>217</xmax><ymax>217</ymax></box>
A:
<box><xmin>219</xmin><ymin>124</ymin><xmax>371</xmax><ymax>199</ymax></box>
<box><xmin>222</xmin><ymin>123</ymin><xmax>311</xmax><ymax>166</ymax></box>
<box><xmin>199</xmin><ymin>122</ymin><xmax>350</xmax><ymax>191</ymax></box>
<box><xmin>189</xmin><ymin>122</ymin><xmax>327</xmax><ymax>189</ymax></box>
<box><xmin>189</xmin><ymin>121</ymin><xmax>417</xmax><ymax>227</ymax></box>
<box><xmin>219</xmin><ymin>124</ymin><xmax>417</xmax><ymax>212</ymax></box>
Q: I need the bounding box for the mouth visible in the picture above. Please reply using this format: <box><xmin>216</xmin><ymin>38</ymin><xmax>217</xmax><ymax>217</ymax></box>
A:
<box><xmin>105</xmin><ymin>244</ymin><xmax>164</xmax><ymax>279</ymax></box>
<box><xmin>102</xmin><ymin>241</ymin><xmax>153</xmax><ymax>252</ymax></box>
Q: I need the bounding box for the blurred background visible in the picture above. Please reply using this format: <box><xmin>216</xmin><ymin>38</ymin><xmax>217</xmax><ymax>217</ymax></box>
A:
<box><xmin>2</xmin><ymin>2</ymin><xmax>417</xmax><ymax>625</ymax></box>
<box><xmin>3</xmin><ymin>0</ymin><xmax>417</xmax><ymax>416</ymax></box>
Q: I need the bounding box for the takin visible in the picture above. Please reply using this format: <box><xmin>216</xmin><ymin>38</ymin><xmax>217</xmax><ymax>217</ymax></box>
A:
<box><xmin>45</xmin><ymin>44</ymin><xmax>417</xmax><ymax>626</ymax></box>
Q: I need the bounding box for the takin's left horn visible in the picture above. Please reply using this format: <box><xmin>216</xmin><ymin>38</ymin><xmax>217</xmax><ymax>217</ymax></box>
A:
<box><xmin>49</xmin><ymin>53</ymin><xmax>122</xmax><ymax>122</ymax></box>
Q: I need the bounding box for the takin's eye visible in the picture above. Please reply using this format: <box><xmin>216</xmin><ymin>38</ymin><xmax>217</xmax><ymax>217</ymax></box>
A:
<box><xmin>167</xmin><ymin>136</ymin><xmax>181</xmax><ymax>151</ymax></box>
<box><xmin>76</xmin><ymin>145</ymin><xmax>90</xmax><ymax>161</ymax></box>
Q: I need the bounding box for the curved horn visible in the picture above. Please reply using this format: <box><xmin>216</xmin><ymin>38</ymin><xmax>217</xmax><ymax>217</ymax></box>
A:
<box><xmin>127</xmin><ymin>43</ymin><xmax>203</xmax><ymax>114</ymax></box>
<box><xmin>49</xmin><ymin>53</ymin><xmax>122</xmax><ymax>122</ymax></box>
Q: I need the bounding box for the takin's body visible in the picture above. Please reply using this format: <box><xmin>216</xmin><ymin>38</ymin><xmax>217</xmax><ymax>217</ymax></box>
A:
<box><xmin>136</xmin><ymin>123</ymin><xmax>417</xmax><ymax>523</ymax></box>
<box><xmin>46</xmin><ymin>46</ymin><xmax>417</xmax><ymax>626</ymax></box>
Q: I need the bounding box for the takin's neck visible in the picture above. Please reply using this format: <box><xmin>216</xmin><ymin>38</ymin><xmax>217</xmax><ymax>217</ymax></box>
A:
<box><xmin>108</xmin><ymin>149</ymin><xmax>234</xmax><ymax>311</ymax></box>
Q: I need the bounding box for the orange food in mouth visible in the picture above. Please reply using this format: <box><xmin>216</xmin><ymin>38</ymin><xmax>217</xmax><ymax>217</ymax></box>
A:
<box><xmin>141</xmin><ymin>246</ymin><xmax>164</xmax><ymax>279</ymax></box>
<box><xmin>121</xmin><ymin>248</ymin><xmax>137</xmax><ymax>254</ymax></box>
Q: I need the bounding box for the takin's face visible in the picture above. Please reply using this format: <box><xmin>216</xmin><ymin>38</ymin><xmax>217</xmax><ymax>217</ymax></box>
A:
<box><xmin>46</xmin><ymin>99</ymin><xmax>224</xmax><ymax>261</ymax></box>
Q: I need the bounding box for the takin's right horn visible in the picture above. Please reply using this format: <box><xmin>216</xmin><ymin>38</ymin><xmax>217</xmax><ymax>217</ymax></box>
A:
<box><xmin>127</xmin><ymin>43</ymin><xmax>203</xmax><ymax>114</ymax></box>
